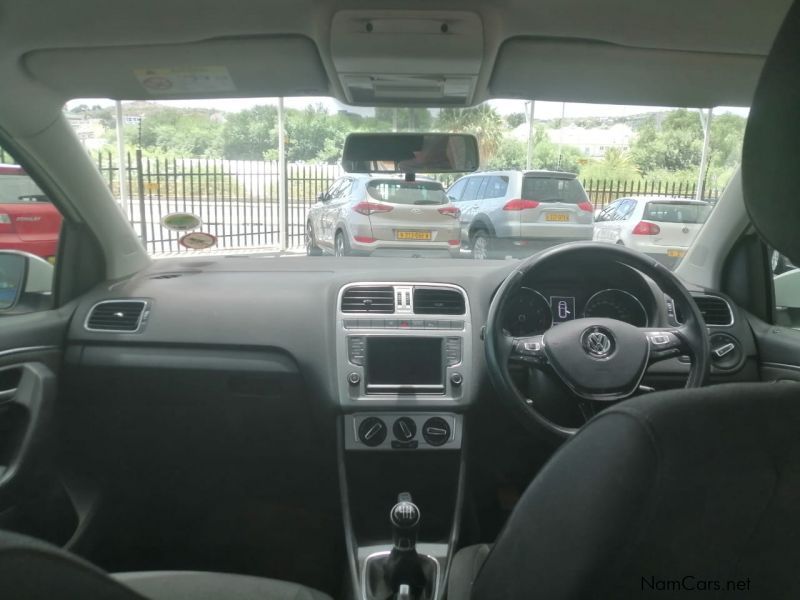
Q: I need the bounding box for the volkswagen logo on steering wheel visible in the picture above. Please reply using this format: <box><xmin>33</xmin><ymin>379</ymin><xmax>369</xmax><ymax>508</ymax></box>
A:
<box><xmin>581</xmin><ymin>327</ymin><xmax>615</xmax><ymax>358</ymax></box>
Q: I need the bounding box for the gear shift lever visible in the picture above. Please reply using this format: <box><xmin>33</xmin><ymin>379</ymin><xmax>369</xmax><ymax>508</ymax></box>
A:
<box><xmin>384</xmin><ymin>492</ymin><xmax>426</xmax><ymax>595</ymax></box>
<box><xmin>391</xmin><ymin>492</ymin><xmax>420</xmax><ymax>551</ymax></box>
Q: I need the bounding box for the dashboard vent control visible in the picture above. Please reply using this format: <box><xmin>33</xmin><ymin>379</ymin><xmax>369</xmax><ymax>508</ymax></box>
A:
<box><xmin>341</xmin><ymin>286</ymin><xmax>395</xmax><ymax>313</ymax></box>
<box><xmin>86</xmin><ymin>300</ymin><xmax>147</xmax><ymax>332</ymax></box>
<box><xmin>692</xmin><ymin>295</ymin><xmax>734</xmax><ymax>326</ymax></box>
<box><xmin>422</xmin><ymin>417</ymin><xmax>451</xmax><ymax>447</ymax></box>
<box><xmin>358</xmin><ymin>417</ymin><xmax>387</xmax><ymax>447</ymax></box>
<box><xmin>413</xmin><ymin>288</ymin><xmax>465</xmax><ymax>315</ymax></box>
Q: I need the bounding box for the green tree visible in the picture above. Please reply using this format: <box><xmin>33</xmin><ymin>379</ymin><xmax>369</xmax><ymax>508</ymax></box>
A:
<box><xmin>221</xmin><ymin>105</ymin><xmax>278</xmax><ymax>160</ymax></box>
<box><xmin>436</xmin><ymin>105</ymin><xmax>505</xmax><ymax>166</ymax></box>
<box><xmin>285</xmin><ymin>104</ymin><xmax>349</xmax><ymax>163</ymax></box>
<box><xmin>505</xmin><ymin>112</ymin><xmax>527</xmax><ymax>129</ymax></box>
<box><xmin>487</xmin><ymin>138</ymin><xmax>527</xmax><ymax>170</ymax></box>
<box><xmin>631</xmin><ymin>109</ymin><xmax>703</xmax><ymax>175</ymax></box>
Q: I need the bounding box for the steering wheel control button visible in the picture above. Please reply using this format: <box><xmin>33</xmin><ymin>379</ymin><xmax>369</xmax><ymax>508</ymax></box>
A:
<box><xmin>581</xmin><ymin>327</ymin><xmax>616</xmax><ymax>358</ymax></box>
<box><xmin>648</xmin><ymin>333</ymin><xmax>671</xmax><ymax>345</ymax></box>
<box><xmin>347</xmin><ymin>372</ymin><xmax>361</xmax><ymax>386</ymax></box>
<box><xmin>358</xmin><ymin>417</ymin><xmax>387</xmax><ymax>447</ymax></box>
<box><xmin>422</xmin><ymin>417</ymin><xmax>451</xmax><ymax>447</ymax></box>
<box><xmin>393</xmin><ymin>417</ymin><xmax>417</xmax><ymax>442</ymax></box>
<box><xmin>450</xmin><ymin>372</ymin><xmax>463</xmax><ymax>386</ymax></box>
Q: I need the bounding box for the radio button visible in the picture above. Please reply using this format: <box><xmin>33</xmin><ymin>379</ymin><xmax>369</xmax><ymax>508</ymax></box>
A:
<box><xmin>348</xmin><ymin>372</ymin><xmax>361</xmax><ymax>385</ymax></box>
<box><xmin>450</xmin><ymin>373</ymin><xmax>463</xmax><ymax>386</ymax></box>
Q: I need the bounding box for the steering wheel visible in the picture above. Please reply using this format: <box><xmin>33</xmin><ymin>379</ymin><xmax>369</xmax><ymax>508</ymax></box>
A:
<box><xmin>485</xmin><ymin>242</ymin><xmax>710</xmax><ymax>438</ymax></box>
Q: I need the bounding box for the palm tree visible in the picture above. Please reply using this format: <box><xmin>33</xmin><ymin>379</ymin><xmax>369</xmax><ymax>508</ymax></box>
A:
<box><xmin>436</xmin><ymin>105</ymin><xmax>505</xmax><ymax>166</ymax></box>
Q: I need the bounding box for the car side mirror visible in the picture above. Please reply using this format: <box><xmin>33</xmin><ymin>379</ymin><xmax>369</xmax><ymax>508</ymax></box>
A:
<box><xmin>0</xmin><ymin>250</ymin><xmax>54</xmax><ymax>313</ymax></box>
<box><xmin>775</xmin><ymin>267</ymin><xmax>800</xmax><ymax>309</ymax></box>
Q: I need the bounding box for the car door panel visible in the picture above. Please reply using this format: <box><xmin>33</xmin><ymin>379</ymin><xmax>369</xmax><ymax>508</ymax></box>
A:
<box><xmin>0</xmin><ymin>305</ymin><xmax>71</xmax><ymax>512</ymax></box>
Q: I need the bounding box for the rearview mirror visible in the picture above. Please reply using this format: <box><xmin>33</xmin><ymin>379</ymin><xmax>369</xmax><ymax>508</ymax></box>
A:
<box><xmin>341</xmin><ymin>133</ymin><xmax>479</xmax><ymax>174</ymax></box>
<box><xmin>0</xmin><ymin>251</ymin><xmax>54</xmax><ymax>313</ymax></box>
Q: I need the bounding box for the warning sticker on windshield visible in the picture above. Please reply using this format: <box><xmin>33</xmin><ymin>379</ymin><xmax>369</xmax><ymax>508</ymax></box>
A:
<box><xmin>134</xmin><ymin>67</ymin><xmax>236</xmax><ymax>95</ymax></box>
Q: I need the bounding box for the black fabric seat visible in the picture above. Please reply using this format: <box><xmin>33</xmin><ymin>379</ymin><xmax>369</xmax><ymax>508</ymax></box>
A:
<box><xmin>0</xmin><ymin>529</ymin><xmax>331</xmax><ymax>600</ymax></box>
<box><xmin>449</xmin><ymin>383</ymin><xmax>800</xmax><ymax>599</ymax></box>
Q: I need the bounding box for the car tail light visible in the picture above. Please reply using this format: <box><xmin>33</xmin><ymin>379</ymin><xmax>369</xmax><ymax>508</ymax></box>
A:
<box><xmin>0</xmin><ymin>213</ymin><xmax>13</xmax><ymax>232</ymax></box>
<box><xmin>578</xmin><ymin>201</ymin><xmax>594</xmax><ymax>212</ymax></box>
<box><xmin>438</xmin><ymin>205</ymin><xmax>460</xmax><ymax>218</ymax></box>
<box><xmin>632</xmin><ymin>221</ymin><xmax>661</xmax><ymax>235</ymax></box>
<box><xmin>353</xmin><ymin>235</ymin><xmax>377</xmax><ymax>243</ymax></box>
<box><xmin>503</xmin><ymin>199</ymin><xmax>540</xmax><ymax>211</ymax></box>
<box><xmin>352</xmin><ymin>201</ymin><xmax>393</xmax><ymax>216</ymax></box>
<box><xmin>448</xmin><ymin>239</ymin><xmax>460</xmax><ymax>246</ymax></box>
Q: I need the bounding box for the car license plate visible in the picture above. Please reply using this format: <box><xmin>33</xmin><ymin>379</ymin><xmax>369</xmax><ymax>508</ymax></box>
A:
<box><xmin>545</xmin><ymin>213</ymin><xmax>570</xmax><ymax>222</ymax></box>
<box><xmin>396</xmin><ymin>231</ymin><xmax>432</xmax><ymax>241</ymax></box>
<box><xmin>667</xmin><ymin>248</ymin><xmax>686</xmax><ymax>258</ymax></box>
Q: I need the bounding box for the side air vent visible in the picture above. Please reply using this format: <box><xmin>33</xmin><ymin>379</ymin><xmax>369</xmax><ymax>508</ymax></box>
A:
<box><xmin>693</xmin><ymin>295</ymin><xmax>734</xmax><ymax>326</ymax></box>
<box><xmin>414</xmin><ymin>288</ymin><xmax>466</xmax><ymax>315</ymax></box>
<box><xmin>86</xmin><ymin>300</ymin><xmax>148</xmax><ymax>332</ymax></box>
<box><xmin>341</xmin><ymin>286</ymin><xmax>395</xmax><ymax>313</ymax></box>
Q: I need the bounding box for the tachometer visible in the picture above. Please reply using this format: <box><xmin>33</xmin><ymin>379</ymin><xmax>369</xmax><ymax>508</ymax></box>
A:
<box><xmin>503</xmin><ymin>287</ymin><xmax>552</xmax><ymax>336</ymax></box>
<box><xmin>583</xmin><ymin>289</ymin><xmax>648</xmax><ymax>327</ymax></box>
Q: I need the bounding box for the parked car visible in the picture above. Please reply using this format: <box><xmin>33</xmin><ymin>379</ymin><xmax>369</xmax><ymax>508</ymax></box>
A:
<box><xmin>306</xmin><ymin>174</ymin><xmax>461</xmax><ymax>258</ymax></box>
<box><xmin>0</xmin><ymin>164</ymin><xmax>61</xmax><ymax>262</ymax></box>
<box><xmin>446</xmin><ymin>170</ymin><xmax>594</xmax><ymax>259</ymax></box>
<box><xmin>593</xmin><ymin>196</ymin><xmax>711</xmax><ymax>267</ymax></box>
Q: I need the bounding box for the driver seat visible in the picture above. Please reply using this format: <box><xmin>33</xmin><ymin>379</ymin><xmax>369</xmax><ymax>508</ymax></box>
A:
<box><xmin>450</xmin><ymin>3</ymin><xmax>800</xmax><ymax>594</ymax></box>
<box><xmin>450</xmin><ymin>383</ymin><xmax>800</xmax><ymax>598</ymax></box>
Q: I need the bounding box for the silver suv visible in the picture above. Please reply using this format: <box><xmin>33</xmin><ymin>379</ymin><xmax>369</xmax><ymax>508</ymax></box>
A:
<box><xmin>306</xmin><ymin>174</ymin><xmax>461</xmax><ymax>258</ymax></box>
<box><xmin>447</xmin><ymin>170</ymin><xmax>594</xmax><ymax>259</ymax></box>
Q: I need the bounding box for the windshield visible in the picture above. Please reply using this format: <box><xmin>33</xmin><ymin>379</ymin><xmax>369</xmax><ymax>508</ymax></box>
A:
<box><xmin>643</xmin><ymin>201</ymin><xmax>711</xmax><ymax>224</ymax></box>
<box><xmin>367</xmin><ymin>180</ymin><xmax>448</xmax><ymax>205</ymax></box>
<box><xmin>521</xmin><ymin>177</ymin><xmax>588</xmax><ymax>204</ymax></box>
<box><xmin>65</xmin><ymin>99</ymin><xmax>746</xmax><ymax>267</ymax></box>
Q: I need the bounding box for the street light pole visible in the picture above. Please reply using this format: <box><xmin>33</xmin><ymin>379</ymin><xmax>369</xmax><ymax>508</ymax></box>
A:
<box><xmin>115</xmin><ymin>100</ymin><xmax>130</xmax><ymax>208</ymax></box>
<box><xmin>278</xmin><ymin>97</ymin><xmax>288</xmax><ymax>251</ymax></box>
<box><xmin>526</xmin><ymin>100</ymin><xmax>535</xmax><ymax>170</ymax></box>
<box><xmin>696</xmin><ymin>108</ymin><xmax>713</xmax><ymax>202</ymax></box>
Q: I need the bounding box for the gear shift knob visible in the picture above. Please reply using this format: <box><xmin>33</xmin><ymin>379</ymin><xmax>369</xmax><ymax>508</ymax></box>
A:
<box><xmin>390</xmin><ymin>492</ymin><xmax>420</xmax><ymax>551</ymax></box>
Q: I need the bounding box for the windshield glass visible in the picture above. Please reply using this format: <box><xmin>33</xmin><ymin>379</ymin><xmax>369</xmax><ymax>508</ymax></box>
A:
<box><xmin>643</xmin><ymin>201</ymin><xmax>712</xmax><ymax>224</ymax></box>
<box><xmin>367</xmin><ymin>180</ymin><xmax>447</xmax><ymax>205</ymax></box>
<box><xmin>65</xmin><ymin>98</ymin><xmax>746</xmax><ymax>267</ymax></box>
<box><xmin>521</xmin><ymin>177</ymin><xmax>588</xmax><ymax>204</ymax></box>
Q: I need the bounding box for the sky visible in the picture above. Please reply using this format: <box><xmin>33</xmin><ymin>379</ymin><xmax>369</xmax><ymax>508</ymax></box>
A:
<box><xmin>66</xmin><ymin>97</ymin><xmax>749</xmax><ymax>120</ymax></box>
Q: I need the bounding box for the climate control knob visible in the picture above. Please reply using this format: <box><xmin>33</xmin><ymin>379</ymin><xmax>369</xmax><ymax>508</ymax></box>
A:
<box><xmin>358</xmin><ymin>417</ymin><xmax>387</xmax><ymax>447</ymax></box>
<box><xmin>393</xmin><ymin>417</ymin><xmax>417</xmax><ymax>442</ymax></box>
<box><xmin>422</xmin><ymin>417</ymin><xmax>451</xmax><ymax>447</ymax></box>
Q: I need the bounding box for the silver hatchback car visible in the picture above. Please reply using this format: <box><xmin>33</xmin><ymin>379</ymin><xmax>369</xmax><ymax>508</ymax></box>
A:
<box><xmin>447</xmin><ymin>170</ymin><xmax>594</xmax><ymax>259</ymax></box>
<box><xmin>306</xmin><ymin>175</ymin><xmax>461</xmax><ymax>258</ymax></box>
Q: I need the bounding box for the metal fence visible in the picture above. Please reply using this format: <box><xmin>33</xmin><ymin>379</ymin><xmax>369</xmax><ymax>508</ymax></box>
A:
<box><xmin>95</xmin><ymin>151</ymin><xmax>342</xmax><ymax>253</ymax></box>
<box><xmin>2</xmin><ymin>148</ymin><xmax>721</xmax><ymax>254</ymax></box>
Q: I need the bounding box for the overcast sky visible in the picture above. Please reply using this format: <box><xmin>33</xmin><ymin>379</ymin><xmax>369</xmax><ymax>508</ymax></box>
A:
<box><xmin>67</xmin><ymin>97</ymin><xmax>749</xmax><ymax>119</ymax></box>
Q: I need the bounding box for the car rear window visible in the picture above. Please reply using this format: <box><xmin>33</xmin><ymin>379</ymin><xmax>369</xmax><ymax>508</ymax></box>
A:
<box><xmin>643</xmin><ymin>201</ymin><xmax>711</xmax><ymax>224</ymax></box>
<box><xmin>0</xmin><ymin>174</ymin><xmax>49</xmax><ymax>204</ymax></box>
<box><xmin>521</xmin><ymin>177</ymin><xmax>588</xmax><ymax>204</ymax></box>
<box><xmin>366</xmin><ymin>180</ymin><xmax>448</xmax><ymax>205</ymax></box>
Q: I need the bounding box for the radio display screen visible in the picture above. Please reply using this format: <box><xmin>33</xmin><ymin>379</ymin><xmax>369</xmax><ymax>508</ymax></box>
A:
<box><xmin>366</xmin><ymin>337</ymin><xmax>443</xmax><ymax>387</ymax></box>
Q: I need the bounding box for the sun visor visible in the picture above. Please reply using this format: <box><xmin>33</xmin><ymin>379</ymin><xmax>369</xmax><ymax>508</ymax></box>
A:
<box><xmin>23</xmin><ymin>36</ymin><xmax>330</xmax><ymax>100</ymax></box>
<box><xmin>490</xmin><ymin>38</ymin><xmax>763</xmax><ymax>108</ymax></box>
<box><xmin>742</xmin><ymin>0</ymin><xmax>800</xmax><ymax>265</ymax></box>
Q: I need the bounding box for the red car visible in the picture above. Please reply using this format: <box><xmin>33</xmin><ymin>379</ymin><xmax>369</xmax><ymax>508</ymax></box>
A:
<box><xmin>0</xmin><ymin>164</ymin><xmax>62</xmax><ymax>261</ymax></box>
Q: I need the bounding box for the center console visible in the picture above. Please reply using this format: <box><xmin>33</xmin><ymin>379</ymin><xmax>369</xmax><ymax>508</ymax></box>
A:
<box><xmin>335</xmin><ymin>282</ymin><xmax>472</xmax><ymax>600</ymax></box>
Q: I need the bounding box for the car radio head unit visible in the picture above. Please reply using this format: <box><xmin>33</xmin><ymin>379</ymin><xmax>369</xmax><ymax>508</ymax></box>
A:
<box><xmin>365</xmin><ymin>337</ymin><xmax>444</xmax><ymax>394</ymax></box>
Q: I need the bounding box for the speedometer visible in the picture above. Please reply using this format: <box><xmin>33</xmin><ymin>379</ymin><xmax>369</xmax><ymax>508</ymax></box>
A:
<box><xmin>503</xmin><ymin>287</ymin><xmax>552</xmax><ymax>336</ymax></box>
<box><xmin>583</xmin><ymin>289</ymin><xmax>648</xmax><ymax>327</ymax></box>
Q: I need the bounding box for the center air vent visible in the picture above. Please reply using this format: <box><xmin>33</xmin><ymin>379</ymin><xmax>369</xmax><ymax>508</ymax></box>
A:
<box><xmin>341</xmin><ymin>286</ymin><xmax>395</xmax><ymax>313</ymax></box>
<box><xmin>414</xmin><ymin>288</ymin><xmax>465</xmax><ymax>315</ymax></box>
<box><xmin>692</xmin><ymin>295</ymin><xmax>733</xmax><ymax>326</ymax></box>
<box><xmin>86</xmin><ymin>300</ymin><xmax>148</xmax><ymax>332</ymax></box>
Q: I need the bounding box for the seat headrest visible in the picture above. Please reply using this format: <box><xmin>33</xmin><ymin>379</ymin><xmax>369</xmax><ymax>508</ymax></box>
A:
<box><xmin>742</xmin><ymin>0</ymin><xmax>800</xmax><ymax>264</ymax></box>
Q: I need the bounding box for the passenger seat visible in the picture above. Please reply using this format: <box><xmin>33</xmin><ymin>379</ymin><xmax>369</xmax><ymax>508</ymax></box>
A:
<box><xmin>0</xmin><ymin>529</ymin><xmax>331</xmax><ymax>600</ymax></box>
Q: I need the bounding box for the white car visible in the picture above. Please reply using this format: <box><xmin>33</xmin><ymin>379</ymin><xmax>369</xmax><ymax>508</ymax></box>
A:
<box><xmin>593</xmin><ymin>197</ymin><xmax>711</xmax><ymax>267</ymax></box>
<box><xmin>307</xmin><ymin>174</ymin><xmax>461</xmax><ymax>258</ymax></box>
